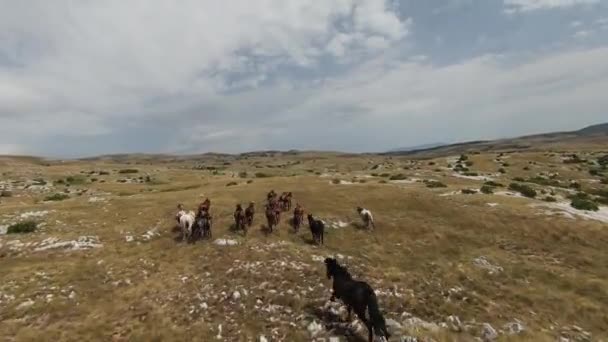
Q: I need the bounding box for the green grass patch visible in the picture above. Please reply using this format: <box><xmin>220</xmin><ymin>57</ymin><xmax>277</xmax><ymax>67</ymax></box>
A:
<box><xmin>480</xmin><ymin>185</ymin><xmax>494</xmax><ymax>194</ymax></box>
<box><xmin>44</xmin><ymin>193</ymin><xmax>69</xmax><ymax>201</ymax></box>
<box><xmin>7</xmin><ymin>221</ymin><xmax>37</xmax><ymax>234</ymax></box>
<box><xmin>509</xmin><ymin>183</ymin><xmax>537</xmax><ymax>198</ymax></box>
<box><xmin>571</xmin><ymin>198</ymin><xmax>599</xmax><ymax>211</ymax></box>
<box><xmin>118</xmin><ymin>169</ymin><xmax>139</xmax><ymax>174</ymax></box>
<box><xmin>425</xmin><ymin>180</ymin><xmax>447</xmax><ymax>188</ymax></box>
<box><xmin>389</xmin><ymin>174</ymin><xmax>407</xmax><ymax>180</ymax></box>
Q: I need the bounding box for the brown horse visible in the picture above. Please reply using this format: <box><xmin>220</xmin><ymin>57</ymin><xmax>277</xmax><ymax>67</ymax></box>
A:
<box><xmin>265</xmin><ymin>204</ymin><xmax>278</xmax><ymax>233</ymax></box>
<box><xmin>245</xmin><ymin>202</ymin><xmax>255</xmax><ymax>227</ymax></box>
<box><xmin>234</xmin><ymin>204</ymin><xmax>247</xmax><ymax>234</ymax></box>
<box><xmin>293</xmin><ymin>204</ymin><xmax>304</xmax><ymax>232</ymax></box>
<box><xmin>284</xmin><ymin>192</ymin><xmax>293</xmax><ymax>211</ymax></box>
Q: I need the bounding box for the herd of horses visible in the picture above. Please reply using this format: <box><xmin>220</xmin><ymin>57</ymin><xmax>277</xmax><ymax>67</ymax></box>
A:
<box><xmin>174</xmin><ymin>191</ymin><xmax>386</xmax><ymax>341</ymax></box>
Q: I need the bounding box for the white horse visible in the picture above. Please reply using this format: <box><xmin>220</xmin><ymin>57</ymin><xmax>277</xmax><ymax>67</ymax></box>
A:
<box><xmin>177</xmin><ymin>210</ymin><xmax>196</xmax><ymax>242</ymax></box>
<box><xmin>356</xmin><ymin>207</ymin><xmax>376</xmax><ymax>230</ymax></box>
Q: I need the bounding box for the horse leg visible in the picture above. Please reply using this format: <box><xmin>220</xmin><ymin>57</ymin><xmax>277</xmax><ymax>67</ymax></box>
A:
<box><xmin>354</xmin><ymin>308</ymin><xmax>373</xmax><ymax>342</ymax></box>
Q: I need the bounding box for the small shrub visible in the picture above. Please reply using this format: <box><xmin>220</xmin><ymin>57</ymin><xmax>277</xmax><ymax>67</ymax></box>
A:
<box><xmin>99</xmin><ymin>171</ymin><xmax>110</xmax><ymax>175</ymax></box>
<box><xmin>589</xmin><ymin>169</ymin><xmax>602</xmax><ymax>176</ymax></box>
<box><xmin>7</xmin><ymin>221</ymin><xmax>37</xmax><ymax>234</ymax></box>
<box><xmin>389</xmin><ymin>174</ymin><xmax>407</xmax><ymax>181</ymax></box>
<box><xmin>428</xmin><ymin>162</ymin><xmax>436</xmax><ymax>166</ymax></box>
<box><xmin>246</xmin><ymin>180</ymin><xmax>253</xmax><ymax>184</ymax></box>
<box><xmin>509</xmin><ymin>183</ymin><xmax>537</xmax><ymax>198</ymax></box>
<box><xmin>465</xmin><ymin>161</ymin><xmax>474</xmax><ymax>167</ymax></box>
<box><xmin>255</xmin><ymin>172</ymin><xmax>271</xmax><ymax>178</ymax></box>
<box><xmin>238</xmin><ymin>171</ymin><xmax>248</xmax><ymax>178</ymax></box>
<box><xmin>226</xmin><ymin>181</ymin><xmax>238</xmax><ymax>187</ymax></box>
<box><xmin>32</xmin><ymin>178</ymin><xmax>47</xmax><ymax>185</ymax></box>
<box><xmin>523</xmin><ymin>166</ymin><xmax>530</xmax><ymax>171</ymax></box>
<box><xmin>44</xmin><ymin>193</ymin><xmax>69</xmax><ymax>201</ymax></box>
<box><xmin>484</xmin><ymin>181</ymin><xmax>504</xmax><ymax>187</ymax></box>
<box><xmin>370</xmin><ymin>173</ymin><xmax>379</xmax><ymax>177</ymax></box>
<box><xmin>569</xmin><ymin>181</ymin><xmax>581</xmax><ymax>190</ymax></box>
<box><xmin>480</xmin><ymin>185</ymin><xmax>494</xmax><ymax>194</ymax></box>
<box><xmin>359</xmin><ymin>179</ymin><xmax>367</xmax><ymax>183</ymax></box>
<box><xmin>513</xmin><ymin>177</ymin><xmax>525</xmax><ymax>182</ymax></box>
<box><xmin>118</xmin><ymin>169</ymin><xmax>139</xmax><ymax>174</ymax></box>
<box><xmin>502</xmin><ymin>163</ymin><xmax>510</xmax><ymax>167</ymax></box>
<box><xmin>571</xmin><ymin>198</ymin><xmax>599</xmax><ymax>211</ymax></box>
<box><xmin>91</xmin><ymin>178</ymin><xmax>98</xmax><ymax>182</ymax></box>
<box><xmin>331</xmin><ymin>179</ymin><xmax>341</xmax><ymax>184</ymax></box>
<box><xmin>463</xmin><ymin>172</ymin><xmax>479</xmax><ymax>177</ymax></box>
<box><xmin>461</xmin><ymin>189</ymin><xmax>477</xmax><ymax>195</ymax></box>
<box><xmin>66</xmin><ymin>176</ymin><xmax>86</xmax><ymax>184</ymax></box>
<box><xmin>543</xmin><ymin>196</ymin><xmax>557</xmax><ymax>202</ymax></box>
<box><xmin>379</xmin><ymin>180</ymin><xmax>388</xmax><ymax>184</ymax></box>
<box><xmin>380</xmin><ymin>173</ymin><xmax>391</xmax><ymax>178</ymax></box>
<box><xmin>145</xmin><ymin>176</ymin><xmax>151</xmax><ymax>183</ymax></box>
<box><xmin>0</xmin><ymin>190</ymin><xmax>13</xmax><ymax>197</ymax></box>
<box><xmin>458</xmin><ymin>154</ymin><xmax>469</xmax><ymax>162</ymax></box>
<box><xmin>498</xmin><ymin>168</ymin><xmax>506</xmax><ymax>174</ymax></box>
<box><xmin>425</xmin><ymin>180</ymin><xmax>447</xmax><ymax>188</ymax></box>
<box><xmin>55</xmin><ymin>179</ymin><xmax>65</xmax><ymax>185</ymax></box>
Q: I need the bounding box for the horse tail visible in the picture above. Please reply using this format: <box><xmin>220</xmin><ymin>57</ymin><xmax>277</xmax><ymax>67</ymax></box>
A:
<box><xmin>366</xmin><ymin>286</ymin><xmax>389</xmax><ymax>338</ymax></box>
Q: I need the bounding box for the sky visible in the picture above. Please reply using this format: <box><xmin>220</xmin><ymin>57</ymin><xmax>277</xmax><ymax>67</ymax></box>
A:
<box><xmin>1</xmin><ymin>0</ymin><xmax>608</xmax><ymax>157</ymax></box>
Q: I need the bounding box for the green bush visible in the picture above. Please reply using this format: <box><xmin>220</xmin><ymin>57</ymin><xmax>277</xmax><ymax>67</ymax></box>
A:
<box><xmin>509</xmin><ymin>183</ymin><xmax>537</xmax><ymax>198</ymax></box>
<box><xmin>32</xmin><ymin>178</ymin><xmax>47</xmax><ymax>185</ymax></box>
<box><xmin>99</xmin><ymin>171</ymin><xmax>110</xmax><ymax>175</ymax></box>
<box><xmin>44</xmin><ymin>193</ymin><xmax>69</xmax><ymax>201</ymax></box>
<box><xmin>7</xmin><ymin>221</ymin><xmax>37</xmax><ymax>234</ymax></box>
<box><xmin>571</xmin><ymin>198</ymin><xmax>599</xmax><ymax>211</ymax></box>
<box><xmin>502</xmin><ymin>162</ymin><xmax>510</xmax><ymax>167</ymax></box>
<box><xmin>331</xmin><ymin>179</ymin><xmax>341</xmax><ymax>184</ymax></box>
<box><xmin>543</xmin><ymin>196</ymin><xmax>557</xmax><ymax>202</ymax></box>
<box><xmin>378</xmin><ymin>180</ymin><xmax>388</xmax><ymax>184</ymax></box>
<box><xmin>389</xmin><ymin>174</ymin><xmax>407</xmax><ymax>180</ymax></box>
<box><xmin>255</xmin><ymin>172</ymin><xmax>271</xmax><ymax>178</ymax></box>
<box><xmin>465</xmin><ymin>161</ymin><xmax>474</xmax><ymax>167</ymax></box>
<box><xmin>425</xmin><ymin>180</ymin><xmax>447</xmax><ymax>188</ymax></box>
<box><xmin>523</xmin><ymin>166</ymin><xmax>530</xmax><ymax>171</ymax></box>
<box><xmin>428</xmin><ymin>162</ymin><xmax>436</xmax><ymax>166</ymax></box>
<box><xmin>359</xmin><ymin>179</ymin><xmax>367</xmax><ymax>183</ymax></box>
<box><xmin>513</xmin><ymin>177</ymin><xmax>525</xmax><ymax>182</ymax></box>
<box><xmin>458</xmin><ymin>154</ymin><xmax>468</xmax><ymax>162</ymax></box>
<box><xmin>380</xmin><ymin>173</ymin><xmax>391</xmax><ymax>178</ymax></box>
<box><xmin>226</xmin><ymin>181</ymin><xmax>238</xmax><ymax>187</ymax></box>
<box><xmin>238</xmin><ymin>171</ymin><xmax>248</xmax><ymax>178</ymax></box>
<box><xmin>498</xmin><ymin>168</ymin><xmax>507</xmax><ymax>174</ymax></box>
<box><xmin>484</xmin><ymin>181</ymin><xmax>504</xmax><ymax>187</ymax></box>
<box><xmin>569</xmin><ymin>182</ymin><xmax>581</xmax><ymax>190</ymax></box>
<box><xmin>526</xmin><ymin>176</ymin><xmax>562</xmax><ymax>187</ymax></box>
<box><xmin>463</xmin><ymin>172</ymin><xmax>479</xmax><ymax>177</ymax></box>
<box><xmin>461</xmin><ymin>189</ymin><xmax>477</xmax><ymax>194</ymax></box>
<box><xmin>480</xmin><ymin>185</ymin><xmax>494</xmax><ymax>194</ymax></box>
<box><xmin>66</xmin><ymin>175</ymin><xmax>86</xmax><ymax>184</ymax></box>
<box><xmin>118</xmin><ymin>169</ymin><xmax>139</xmax><ymax>174</ymax></box>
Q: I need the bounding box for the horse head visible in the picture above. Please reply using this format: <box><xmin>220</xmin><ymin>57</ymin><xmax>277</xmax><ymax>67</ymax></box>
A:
<box><xmin>324</xmin><ymin>257</ymin><xmax>338</xmax><ymax>279</ymax></box>
<box><xmin>307</xmin><ymin>214</ymin><xmax>314</xmax><ymax>222</ymax></box>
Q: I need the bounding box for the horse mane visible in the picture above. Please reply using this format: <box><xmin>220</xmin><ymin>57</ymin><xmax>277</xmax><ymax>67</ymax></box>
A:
<box><xmin>326</xmin><ymin>258</ymin><xmax>353</xmax><ymax>279</ymax></box>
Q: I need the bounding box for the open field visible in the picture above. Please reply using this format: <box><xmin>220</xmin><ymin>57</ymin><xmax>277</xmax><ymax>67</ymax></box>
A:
<box><xmin>1</xmin><ymin>148</ymin><xmax>607</xmax><ymax>341</ymax></box>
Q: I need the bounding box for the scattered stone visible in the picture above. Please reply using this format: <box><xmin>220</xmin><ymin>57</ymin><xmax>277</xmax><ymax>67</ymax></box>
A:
<box><xmin>35</xmin><ymin>236</ymin><xmax>102</xmax><ymax>251</ymax></box>
<box><xmin>503</xmin><ymin>321</ymin><xmax>525</xmax><ymax>335</ymax></box>
<box><xmin>125</xmin><ymin>235</ymin><xmax>134</xmax><ymax>242</ymax></box>
<box><xmin>68</xmin><ymin>291</ymin><xmax>77</xmax><ymax>300</ymax></box>
<box><xmin>480</xmin><ymin>323</ymin><xmax>498</xmax><ymax>341</ymax></box>
<box><xmin>232</xmin><ymin>291</ymin><xmax>241</xmax><ymax>301</ymax></box>
<box><xmin>447</xmin><ymin>315</ymin><xmax>463</xmax><ymax>332</ymax></box>
<box><xmin>399</xmin><ymin>337</ymin><xmax>419</xmax><ymax>342</ymax></box>
<box><xmin>386</xmin><ymin>318</ymin><xmax>403</xmax><ymax>332</ymax></box>
<box><xmin>213</xmin><ymin>238</ymin><xmax>238</xmax><ymax>246</ymax></box>
<box><xmin>17</xmin><ymin>299</ymin><xmax>35</xmax><ymax>310</ymax></box>
<box><xmin>0</xmin><ymin>225</ymin><xmax>6</xmax><ymax>235</ymax></box>
<box><xmin>307</xmin><ymin>320</ymin><xmax>323</xmax><ymax>337</ymax></box>
<box><xmin>473</xmin><ymin>256</ymin><xmax>504</xmax><ymax>274</ymax></box>
<box><xmin>258</xmin><ymin>336</ymin><xmax>268</xmax><ymax>342</ymax></box>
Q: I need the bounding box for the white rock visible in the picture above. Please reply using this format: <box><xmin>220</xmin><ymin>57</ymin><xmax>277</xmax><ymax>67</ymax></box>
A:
<box><xmin>481</xmin><ymin>323</ymin><xmax>498</xmax><ymax>341</ymax></box>
<box><xmin>385</xmin><ymin>318</ymin><xmax>403</xmax><ymax>331</ymax></box>
<box><xmin>307</xmin><ymin>320</ymin><xmax>323</xmax><ymax>337</ymax></box>
<box><xmin>259</xmin><ymin>336</ymin><xmax>268</xmax><ymax>342</ymax></box>
<box><xmin>213</xmin><ymin>238</ymin><xmax>238</xmax><ymax>246</ymax></box>
<box><xmin>329</xmin><ymin>337</ymin><xmax>340</xmax><ymax>342</ymax></box>
<box><xmin>473</xmin><ymin>256</ymin><xmax>503</xmax><ymax>274</ymax></box>
<box><xmin>0</xmin><ymin>225</ymin><xmax>7</xmax><ymax>235</ymax></box>
<box><xmin>68</xmin><ymin>290</ymin><xmax>76</xmax><ymax>300</ymax></box>
<box><xmin>503</xmin><ymin>321</ymin><xmax>525</xmax><ymax>335</ymax></box>
<box><xmin>232</xmin><ymin>291</ymin><xmax>241</xmax><ymax>301</ymax></box>
<box><xmin>125</xmin><ymin>235</ymin><xmax>134</xmax><ymax>242</ymax></box>
<box><xmin>399</xmin><ymin>337</ymin><xmax>418</xmax><ymax>342</ymax></box>
<box><xmin>447</xmin><ymin>315</ymin><xmax>463</xmax><ymax>332</ymax></box>
<box><xmin>17</xmin><ymin>299</ymin><xmax>35</xmax><ymax>310</ymax></box>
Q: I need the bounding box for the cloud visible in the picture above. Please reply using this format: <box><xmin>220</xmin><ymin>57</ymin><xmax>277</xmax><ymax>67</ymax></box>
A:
<box><xmin>504</xmin><ymin>0</ymin><xmax>600</xmax><ymax>12</ymax></box>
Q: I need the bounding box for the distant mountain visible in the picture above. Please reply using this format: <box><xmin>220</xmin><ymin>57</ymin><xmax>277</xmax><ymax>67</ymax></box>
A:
<box><xmin>387</xmin><ymin>143</ymin><xmax>446</xmax><ymax>153</ymax></box>
<box><xmin>383</xmin><ymin>122</ymin><xmax>608</xmax><ymax>158</ymax></box>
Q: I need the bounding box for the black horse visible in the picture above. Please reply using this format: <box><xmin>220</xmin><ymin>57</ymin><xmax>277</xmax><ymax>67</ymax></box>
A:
<box><xmin>196</xmin><ymin>215</ymin><xmax>212</xmax><ymax>240</ymax></box>
<box><xmin>324</xmin><ymin>258</ymin><xmax>390</xmax><ymax>342</ymax></box>
<box><xmin>307</xmin><ymin>214</ymin><xmax>324</xmax><ymax>245</ymax></box>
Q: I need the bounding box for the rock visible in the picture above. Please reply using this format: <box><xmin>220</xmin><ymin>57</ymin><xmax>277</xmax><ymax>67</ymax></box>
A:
<box><xmin>447</xmin><ymin>315</ymin><xmax>463</xmax><ymax>332</ymax></box>
<box><xmin>480</xmin><ymin>323</ymin><xmax>498</xmax><ymax>341</ymax></box>
<box><xmin>213</xmin><ymin>238</ymin><xmax>238</xmax><ymax>246</ymax></box>
<box><xmin>386</xmin><ymin>318</ymin><xmax>403</xmax><ymax>332</ymax></box>
<box><xmin>503</xmin><ymin>321</ymin><xmax>525</xmax><ymax>335</ymax></box>
<box><xmin>200</xmin><ymin>302</ymin><xmax>208</xmax><ymax>310</ymax></box>
<box><xmin>307</xmin><ymin>320</ymin><xmax>323</xmax><ymax>337</ymax></box>
<box><xmin>258</xmin><ymin>335</ymin><xmax>268</xmax><ymax>342</ymax></box>
<box><xmin>17</xmin><ymin>299</ymin><xmax>35</xmax><ymax>310</ymax></box>
<box><xmin>329</xmin><ymin>337</ymin><xmax>340</xmax><ymax>342</ymax></box>
<box><xmin>232</xmin><ymin>291</ymin><xmax>241</xmax><ymax>301</ymax></box>
<box><xmin>0</xmin><ymin>225</ymin><xmax>7</xmax><ymax>235</ymax></box>
<box><xmin>400</xmin><ymin>337</ymin><xmax>419</xmax><ymax>342</ymax></box>
<box><xmin>68</xmin><ymin>291</ymin><xmax>76</xmax><ymax>300</ymax></box>
<box><xmin>472</xmin><ymin>256</ymin><xmax>503</xmax><ymax>274</ymax></box>
<box><xmin>125</xmin><ymin>235</ymin><xmax>134</xmax><ymax>242</ymax></box>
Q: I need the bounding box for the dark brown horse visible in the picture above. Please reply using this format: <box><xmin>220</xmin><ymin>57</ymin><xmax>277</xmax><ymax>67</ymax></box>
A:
<box><xmin>293</xmin><ymin>204</ymin><xmax>304</xmax><ymax>232</ymax></box>
<box><xmin>265</xmin><ymin>204</ymin><xmax>278</xmax><ymax>233</ymax></box>
<box><xmin>234</xmin><ymin>204</ymin><xmax>246</xmax><ymax>234</ymax></box>
<box><xmin>245</xmin><ymin>202</ymin><xmax>255</xmax><ymax>227</ymax></box>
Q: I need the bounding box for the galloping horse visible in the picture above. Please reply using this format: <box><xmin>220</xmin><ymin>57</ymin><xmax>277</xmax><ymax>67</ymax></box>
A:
<box><xmin>307</xmin><ymin>214</ymin><xmax>324</xmax><ymax>245</ymax></box>
<box><xmin>245</xmin><ymin>202</ymin><xmax>255</xmax><ymax>227</ymax></box>
<box><xmin>292</xmin><ymin>203</ymin><xmax>304</xmax><ymax>232</ymax></box>
<box><xmin>265</xmin><ymin>204</ymin><xmax>278</xmax><ymax>233</ymax></box>
<box><xmin>177</xmin><ymin>209</ymin><xmax>196</xmax><ymax>242</ymax></box>
<box><xmin>196</xmin><ymin>209</ymin><xmax>212</xmax><ymax>240</ymax></box>
<box><xmin>234</xmin><ymin>204</ymin><xmax>247</xmax><ymax>234</ymax></box>
<box><xmin>324</xmin><ymin>258</ymin><xmax>390</xmax><ymax>342</ymax></box>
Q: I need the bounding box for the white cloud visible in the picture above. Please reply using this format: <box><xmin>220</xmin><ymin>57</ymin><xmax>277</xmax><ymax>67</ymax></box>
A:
<box><xmin>504</xmin><ymin>0</ymin><xmax>599</xmax><ymax>12</ymax></box>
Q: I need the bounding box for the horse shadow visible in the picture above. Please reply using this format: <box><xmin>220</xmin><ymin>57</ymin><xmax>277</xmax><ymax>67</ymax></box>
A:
<box><xmin>303</xmin><ymin>302</ymin><xmax>366</xmax><ymax>342</ymax></box>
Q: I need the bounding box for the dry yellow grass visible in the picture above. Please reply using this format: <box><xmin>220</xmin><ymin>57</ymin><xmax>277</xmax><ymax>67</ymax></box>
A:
<box><xmin>1</xmin><ymin>150</ymin><xmax>607</xmax><ymax>341</ymax></box>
